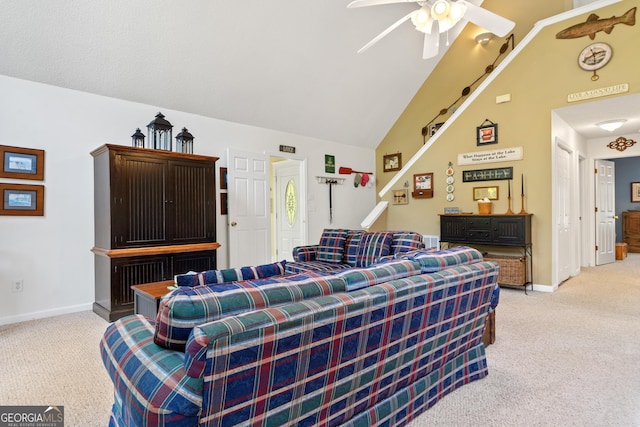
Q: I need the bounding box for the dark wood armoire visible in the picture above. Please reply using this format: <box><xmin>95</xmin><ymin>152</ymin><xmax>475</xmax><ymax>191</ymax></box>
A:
<box><xmin>91</xmin><ymin>144</ymin><xmax>219</xmax><ymax>321</ymax></box>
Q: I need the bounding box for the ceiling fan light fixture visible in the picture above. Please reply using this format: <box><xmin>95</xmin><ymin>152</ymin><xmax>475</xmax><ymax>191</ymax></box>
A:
<box><xmin>431</xmin><ymin>0</ymin><xmax>451</xmax><ymax>21</ymax></box>
<box><xmin>597</xmin><ymin>119</ymin><xmax>626</xmax><ymax>132</ymax></box>
<box><xmin>411</xmin><ymin>6</ymin><xmax>433</xmax><ymax>32</ymax></box>
<box><xmin>449</xmin><ymin>2</ymin><xmax>466</xmax><ymax>21</ymax></box>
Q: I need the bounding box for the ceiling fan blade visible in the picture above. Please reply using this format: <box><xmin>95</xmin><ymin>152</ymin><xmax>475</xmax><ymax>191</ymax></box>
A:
<box><xmin>357</xmin><ymin>10</ymin><xmax>417</xmax><ymax>53</ymax></box>
<box><xmin>458</xmin><ymin>1</ymin><xmax>515</xmax><ymax>37</ymax></box>
<box><xmin>348</xmin><ymin>0</ymin><xmax>417</xmax><ymax>8</ymax></box>
<box><xmin>423</xmin><ymin>31</ymin><xmax>439</xmax><ymax>59</ymax></box>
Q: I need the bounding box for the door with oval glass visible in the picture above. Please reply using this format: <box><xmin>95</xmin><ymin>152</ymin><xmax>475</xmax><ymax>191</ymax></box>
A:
<box><xmin>273</xmin><ymin>159</ymin><xmax>306</xmax><ymax>261</ymax></box>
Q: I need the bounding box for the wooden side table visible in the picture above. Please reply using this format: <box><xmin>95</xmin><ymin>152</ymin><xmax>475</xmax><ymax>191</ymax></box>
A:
<box><xmin>131</xmin><ymin>280</ymin><xmax>174</xmax><ymax>319</ymax></box>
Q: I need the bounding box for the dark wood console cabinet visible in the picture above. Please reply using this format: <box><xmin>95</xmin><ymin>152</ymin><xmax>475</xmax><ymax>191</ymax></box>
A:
<box><xmin>440</xmin><ymin>214</ymin><xmax>533</xmax><ymax>290</ymax></box>
<box><xmin>622</xmin><ymin>211</ymin><xmax>640</xmax><ymax>253</ymax></box>
<box><xmin>91</xmin><ymin>145</ymin><xmax>220</xmax><ymax>321</ymax></box>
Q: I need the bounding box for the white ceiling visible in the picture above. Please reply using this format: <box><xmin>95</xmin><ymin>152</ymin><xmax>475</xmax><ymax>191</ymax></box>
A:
<box><xmin>0</xmin><ymin>0</ymin><xmax>637</xmax><ymax>148</ymax></box>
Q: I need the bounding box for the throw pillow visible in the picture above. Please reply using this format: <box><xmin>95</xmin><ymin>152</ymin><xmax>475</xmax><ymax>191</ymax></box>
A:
<box><xmin>316</xmin><ymin>229</ymin><xmax>348</xmax><ymax>264</ymax></box>
<box><xmin>355</xmin><ymin>231</ymin><xmax>393</xmax><ymax>268</ymax></box>
<box><xmin>174</xmin><ymin>260</ymin><xmax>286</xmax><ymax>287</ymax></box>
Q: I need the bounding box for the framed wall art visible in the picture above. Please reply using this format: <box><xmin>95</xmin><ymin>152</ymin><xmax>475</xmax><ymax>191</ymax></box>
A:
<box><xmin>220</xmin><ymin>192</ymin><xmax>228</xmax><ymax>215</ymax></box>
<box><xmin>412</xmin><ymin>172</ymin><xmax>433</xmax><ymax>198</ymax></box>
<box><xmin>392</xmin><ymin>189</ymin><xmax>409</xmax><ymax>205</ymax></box>
<box><xmin>219</xmin><ymin>167</ymin><xmax>227</xmax><ymax>190</ymax></box>
<box><xmin>476</xmin><ymin>120</ymin><xmax>498</xmax><ymax>146</ymax></box>
<box><xmin>0</xmin><ymin>183</ymin><xmax>44</xmax><ymax>216</ymax></box>
<box><xmin>0</xmin><ymin>145</ymin><xmax>45</xmax><ymax>180</ymax></box>
<box><xmin>473</xmin><ymin>186</ymin><xmax>499</xmax><ymax>201</ymax></box>
<box><xmin>632</xmin><ymin>182</ymin><xmax>640</xmax><ymax>202</ymax></box>
<box><xmin>383</xmin><ymin>153</ymin><xmax>402</xmax><ymax>172</ymax></box>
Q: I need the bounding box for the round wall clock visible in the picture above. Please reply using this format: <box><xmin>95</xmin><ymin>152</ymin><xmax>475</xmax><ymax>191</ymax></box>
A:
<box><xmin>578</xmin><ymin>42</ymin><xmax>612</xmax><ymax>71</ymax></box>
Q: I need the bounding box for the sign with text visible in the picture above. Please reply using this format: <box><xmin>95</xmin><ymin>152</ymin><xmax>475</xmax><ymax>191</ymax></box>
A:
<box><xmin>1</xmin><ymin>406</ymin><xmax>64</xmax><ymax>427</ymax></box>
<box><xmin>462</xmin><ymin>167</ymin><xmax>513</xmax><ymax>182</ymax></box>
<box><xmin>458</xmin><ymin>147</ymin><xmax>523</xmax><ymax>166</ymax></box>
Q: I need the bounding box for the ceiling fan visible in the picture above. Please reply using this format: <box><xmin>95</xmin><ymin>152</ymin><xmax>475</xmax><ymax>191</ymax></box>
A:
<box><xmin>348</xmin><ymin>0</ymin><xmax>515</xmax><ymax>59</ymax></box>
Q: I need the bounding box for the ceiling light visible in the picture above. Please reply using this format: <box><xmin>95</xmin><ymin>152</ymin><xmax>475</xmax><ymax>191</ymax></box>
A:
<box><xmin>597</xmin><ymin>119</ymin><xmax>627</xmax><ymax>132</ymax></box>
<box><xmin>431</xmin><ymin>0</ymin><xmax>451</xmax><ymax>21</ymax></box>
<box><xmin>411</xmin><ymin>6</ymin><xmax>434</xmax><ymax>33</ymax></box>
<box><xmin>475</xmin><ymin>32</ymin><xmax>494</xmax><ymax>45</ymax></box>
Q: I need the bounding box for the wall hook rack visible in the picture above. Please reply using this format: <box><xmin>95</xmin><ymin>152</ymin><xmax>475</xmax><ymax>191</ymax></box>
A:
<box><xmin>316</xmin><ymin>176</ymin><xmax>345</xmax><ymax>185</ymax></box>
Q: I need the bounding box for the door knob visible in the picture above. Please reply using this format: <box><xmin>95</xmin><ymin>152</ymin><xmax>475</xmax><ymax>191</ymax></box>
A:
<box><xmin>613</xmin><ymin>215</ymin><xmax>619</xmax><ymax>220</ymax></box>
<box><xmin>230</xmin><ymin>221</ymin><xmax>237</xmax><ymax>227</ymax></box>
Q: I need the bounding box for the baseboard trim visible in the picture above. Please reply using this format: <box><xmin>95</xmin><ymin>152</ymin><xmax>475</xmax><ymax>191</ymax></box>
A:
<box><xmin>531</xmin><ymin>283</ymin><xmax>557</xmax><ymax>293</ymax></box>
<box><xmin>0</xmin><ymin>303</ymin><xmax>95</xmax><ymax>326</ymax></box>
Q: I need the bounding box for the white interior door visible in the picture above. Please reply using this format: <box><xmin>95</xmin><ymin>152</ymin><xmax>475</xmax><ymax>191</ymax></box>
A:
<box><xmin>557</xmin><ymin>146</ymin><xmax>572</xmax><ymax>283</ymax></box>
<box><xmin>273</xmin><ymin>160</ymin><xmax>305</xmax><ymax>261</ymax></box>
<box><xmin>227</xmin><ymin>149</ymin><xmax>270</xmax><ymax>267</ymax></box>
<box><xmin>595</xmin><ymin>159</ymin><xmax>616</xmax><ymax>265</ymax></box>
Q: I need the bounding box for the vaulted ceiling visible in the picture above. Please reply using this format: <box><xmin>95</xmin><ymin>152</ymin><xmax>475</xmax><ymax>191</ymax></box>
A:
<box><xmin>1</xmin><ymin>0</ymin><xmax>635</xmax><ymax>149</ymax></box>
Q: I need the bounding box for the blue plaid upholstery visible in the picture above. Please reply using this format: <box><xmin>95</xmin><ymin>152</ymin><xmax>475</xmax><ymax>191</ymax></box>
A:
<box><xmin>398</xmin><ymin>246</ymin><xmax>484</xmax><ymax>273</ymax></box>
<box><xmin>284</xmin><ymin>260</ymin><xmax>353</xmax><ymax>274</ymax></box>
<box><xmin>344</xmin><ymin>230</ymin><xmax>365</xmax><ymax>267</ymax></box>
<box><xmin>355</xmin><ymin>231</ymin><xmax>394</xmax><ymax>267</ymax></box>
<box><xmin>316</xmin><ymin>228</ymin><xmax>348</xmax><ymax>263</ymax></box>
<box><xmin>182</xmin><ymin>261</ymin><xmax>499</xmax><ymax>426</ymax></box>
<box><xmin>292</xmin><ymin>245</ymin><xmax>318</xmax><ymax>262</ymax></box>
<box><xmin>334</xmin><ymin>258</ymin><xmax>422</xmax><ymax>291</ymax></box>
<box><xmin>154</xmin><ymin>273</ymin><xmax>347</xmax><ymax>351</ymax></box>
<box><xmin>100</xmin><ymin>315</ymin><xmax>203</xmax><ymax>427</ymax></box>
<box><xmin>174</xmin><ymin>260</ymin><xmax>286</xmax><ymax>287</ymax></box>
<box><xmin>391</xmin><ymin>231</ymin><xmax>426</xmax><ymax>254</ymax></box>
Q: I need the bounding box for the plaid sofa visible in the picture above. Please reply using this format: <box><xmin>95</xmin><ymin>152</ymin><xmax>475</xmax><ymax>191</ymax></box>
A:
<box><xmin>286</xmin><ymin>229</ymin><xmax>426</xmax><ymax>274</ymax></box>
<box><xmin>101</xmin><ymin>247</ymin><xmax>499</xmax><ymax>427</ymax></box>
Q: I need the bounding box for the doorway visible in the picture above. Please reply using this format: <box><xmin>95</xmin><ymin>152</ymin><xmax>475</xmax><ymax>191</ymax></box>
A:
<box><xmin>271</xmin><ymin>158</ymin><xmax>306</xmax><ymax>262</ymax></box>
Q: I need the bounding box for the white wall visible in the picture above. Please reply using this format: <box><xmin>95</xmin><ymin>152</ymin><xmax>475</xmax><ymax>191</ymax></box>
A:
<box><xmin>0</xmin><ymin>75</ymin><xmax>376</xmax><ymax>325</ymax></box>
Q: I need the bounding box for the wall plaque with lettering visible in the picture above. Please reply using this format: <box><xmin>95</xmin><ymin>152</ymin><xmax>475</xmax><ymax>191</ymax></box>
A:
<box><xmin>462</xmin><ymin>167</ymin><xmax>513</xmax><ymax>182</ymax></box>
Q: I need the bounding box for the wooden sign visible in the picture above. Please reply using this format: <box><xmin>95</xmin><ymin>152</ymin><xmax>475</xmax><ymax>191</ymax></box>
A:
<box><xmin>462</xmin><ymin>167</ymin><xmax>513</xmax><ymax>182</ymax></box>
<box><xmin>279</xmin><ymin>145</ymin><xmax>296</xmax><ymax>154</ymax></box>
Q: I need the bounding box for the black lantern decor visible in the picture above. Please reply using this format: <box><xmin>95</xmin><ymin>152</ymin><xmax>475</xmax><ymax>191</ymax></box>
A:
<box><xmin>175</xmin><ymin>127</ymin><xmax>194</xmax><ymax>154</ymax></box>
<box><xmin>131</xmin><ymin>128</ymin><xmax>145</xmax><ymax>148</ymax></box>
<box><xmin>147</xmin><ymin>112</ymin><xmax>173</xmax><ymax>151</ymax></box>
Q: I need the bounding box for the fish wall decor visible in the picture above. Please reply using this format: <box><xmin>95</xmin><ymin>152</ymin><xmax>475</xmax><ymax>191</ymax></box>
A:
<box><xmin>556</xmin><ymin>7</ymin><xmax>636</xmax><ymax>39</ymax></box>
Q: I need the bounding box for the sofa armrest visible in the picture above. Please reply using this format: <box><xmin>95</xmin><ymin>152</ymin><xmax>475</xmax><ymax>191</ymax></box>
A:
<box><xmin>292</xmin><ymin>245</ymin><xmax>319</xmax><ymax>262</ymax></box>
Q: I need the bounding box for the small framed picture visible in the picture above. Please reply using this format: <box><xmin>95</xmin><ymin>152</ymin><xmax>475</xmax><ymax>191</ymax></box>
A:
<box><xmin>219</xmin><ymin>167</ymin><xmax>228</xmax><ymax>190</ymax></box>
<box><xmin>0</xmin><ymin>183</ymin><xmax>44</xmax><ymax>216</ymax></box>
<box><xmin>220</xmin><ymin>192</ymin><xmax>228</xmax><ymax>215</ymax></box>
<box><xmin>476</xmin><ymin>123</ymin><xmax>498</xmax><ymax>146</ymax></box>
<box><xmin>383</xmin><ymin>153</ymin><xmax>402</xmax><ymax>172</ymax></box>
<box><xmin>473</xmin><ymin>186</ymin><xmax>499</xmax><ymax>200</ymax></box>
<box><xmin>392</xmin><ymin>189</ymin><xmax>409</xmax><ymax>205</ymax></box>
<box><xmin>0</xmin><ymin>145</ymin><xmax>45</xmax><ymax>180</ymax></box>
<box><xmin>412</xmin><ymin>172</ymin><xmax>433</xmax><ymax>198</ymax></box>
<box><xmin>631</xmin><ymin>182</ymin><xmax>640</xmax><ymax>202</ymax></box>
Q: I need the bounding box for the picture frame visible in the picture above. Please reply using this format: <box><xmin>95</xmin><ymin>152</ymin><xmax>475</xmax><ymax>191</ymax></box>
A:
<box><xmin>383</xmin><ymin>153</ymin><xmax>402</xmax><ymax>172</ymax></box>
<box><xmin>412</xmin><ymin>172</ymin><xmax>433</xmax><ymax>198</ymax></box>
<box><xmin>392</xmin><ymin>189</ymin><xmax>409</xmax><ymax>205</ymax></box>
<box><xmin>219</xmin><ymin>167</ymin><xmax>227</xmax><ymax>190</ymax></box>
<box><xmin>473</xmin><ymin>186</ymin><xmax>499</xmax><ymax>201</ymax></box>
<box><xmin>0</xmin><ymin>145</ymin><xmax>45</xmax><ymax>180</ymax></box>
<box><xmin>0</xmin><ymin>183</ymin><xmax>44</xmax><ymax>216</ymax></box>
<box><xmin>476</xmin><ymin>122</ymin><xmax>498</xmax><ymax>146</ymax></box>
<box><xmin>220</xmin><ymin>192</ymin><xmax>228</xmax><ymax>215</ymax></box>
<box><xmin>631</xmin><ymin>182</ymin><xmax>640</xmax><ymax>202</ymax></box>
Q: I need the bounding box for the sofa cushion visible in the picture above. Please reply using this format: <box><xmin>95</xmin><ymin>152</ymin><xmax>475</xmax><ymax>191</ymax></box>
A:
<box><xmin>344</xmin><ymin>230</ymin><xmax>365</xmax><ymax>267</ymax></box>
<box><xmin>399</xmin><ymin>246</ymin><xmax>484</xmax><ymax>273</ymax></box>
<box><xmin>100</xmin><ymin>315</ymin><xmax>203</xmax><ymax>427</ymax></box>
<box><xmin>317</xmin><ymin>228</ymin><xmax>348</xmax><ymax>263</ymax></box>
<box><xmin>355</xmin><ymin>231</ymin><xmax>394</xmax><ymax>268</ymax></box>
<box><xmin>154</xmin><ymin>274</ymin><xmax>348</xmax><ymax>351</ymax></box>
<box><xmin>335</xmin><ymin>259</ymin><xmax>422</xmax><ymax>291</ymax></box>
<box><xmin>391</xmin><ymin>231</ymin><xmax>425</xmax><ymax>254</ymax></box>
<box><xmin>174</xmin><ymin>260</ymin><xmax>286</xmax><ymax>287</ymax></box>
<box><xmin>284</xmin><ymin>260</ymin><xmax>352</xmax><ymax>274</ymax></box>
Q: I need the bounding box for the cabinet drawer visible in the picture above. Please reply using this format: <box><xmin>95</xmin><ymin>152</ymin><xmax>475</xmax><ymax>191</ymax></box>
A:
<box><xmin>466</xmin><ymin>217</ymin><xmax>491</xmax><ymax>228</ymax></box>
<box><xmin>466</xmin><ymin>230</ymin><xmax>491</xmax><ymax>242</ymax></box>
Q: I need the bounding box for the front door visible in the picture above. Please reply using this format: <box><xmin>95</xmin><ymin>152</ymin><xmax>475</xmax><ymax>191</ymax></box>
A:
<box><xmin>595</xmin><ymin>159</ymin><xmax>616</xmax><ymax>265</ymax></box>
<box><xmin>227</xmin><ymin>148</ymin><xmax>270</xmax><ymax>267</ymax></box>
<box><xmin>273</xmin><ymin>160</ymin><xmax>305</xmax><ymax>261</ymax></box>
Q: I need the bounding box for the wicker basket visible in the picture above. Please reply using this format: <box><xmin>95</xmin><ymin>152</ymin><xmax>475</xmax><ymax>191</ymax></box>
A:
<box><xmin>484</xmin><ymin>254</ymin><xmax>528</xmax><ymax>286</ymax></box>
<box><xmin>478</xmin><ymin>202</ymin><xmax>492</xmax><ymax>214</ymax></box>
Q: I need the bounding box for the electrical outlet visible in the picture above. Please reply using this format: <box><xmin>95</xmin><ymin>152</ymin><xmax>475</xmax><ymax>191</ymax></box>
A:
<box><xmin>12</xmin><ymin>279</ymin><xmax>23</xmax><ymax>293</ymax></box>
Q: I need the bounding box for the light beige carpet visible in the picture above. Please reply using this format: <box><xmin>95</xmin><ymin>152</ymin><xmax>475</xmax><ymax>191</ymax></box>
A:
<box><xmin>1</xmin><ymin>255</ymin><xmax>639</xmax><ymax>427</ymax></box>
